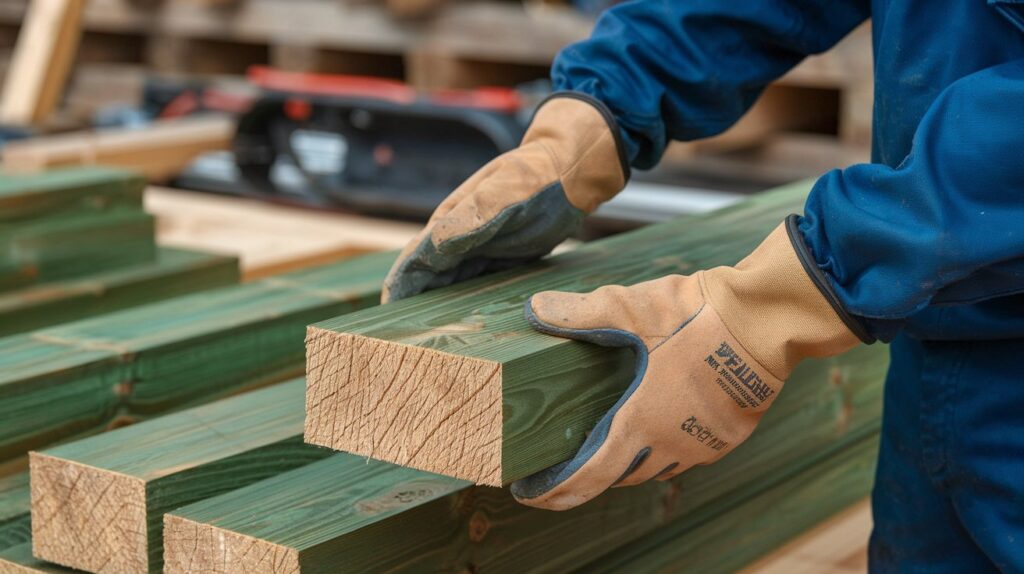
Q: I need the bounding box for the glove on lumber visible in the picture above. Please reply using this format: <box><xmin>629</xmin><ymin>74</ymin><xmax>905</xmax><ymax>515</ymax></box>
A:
<box><xmin>381</xmin><ymin>93</ymin><xmax>629</xmax><ymax>302</ymax></box>
<box><xmin>511</xmin><ymin>217</ymin><xmax>872</xmax><ymax>510</ymax></box>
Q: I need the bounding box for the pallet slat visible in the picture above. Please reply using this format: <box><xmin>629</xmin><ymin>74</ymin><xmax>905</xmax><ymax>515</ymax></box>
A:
<box><xmin>1</xmin><ymin>116</ymin><xmax>235</xmax><ymax>181</ymax></box>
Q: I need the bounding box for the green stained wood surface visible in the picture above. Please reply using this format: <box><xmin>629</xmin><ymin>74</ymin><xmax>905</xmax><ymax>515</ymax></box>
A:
<box><xmin>0</xmin><ymin>543</ymin><xmax>74</xmax><ymax>573</ymax></box>
<box><xmin>0</xmin><ymin>166</ymin><xmax>152</xmax><ymax>291</ymax></box>
<box><xmin>305</xmin><ymin>180</ymin><xmax>886</xmax><ymax>485</ymax></box>
<box><xmin>0</xmin><ymin>250</ymin><xmax>392</xmax><ymax>464</ymax></box>
<box><xmin>166</xmin><ymin>340</ymin><xmax>885</xmax><ymax>574</ymax></box>
<box><xmin>0</xmin><ymin>167</ymin><xmax>144</xmax><ymax>227</ymax></box>
<box><xmin>1</xmin><ymin>210</ymin><xmax>157</xmax><ymax>286</ymax></box>
<box><xmin>0</xmin><ymin>247</ymin><xmax>239</xmax><ymax>337</ymax></box>
<box><xmin>576</xmin><ymin>433</ymin><xmax>881</xmax><ymax>574</ymax></box>
<box><xmin>31</xmin><ymin>378</ymin><xmax>332</xmax><ymax>574</ymax></box>
<box><xmin>0</xmin><ymin>473</ymin><xmax>30</xmax><ymax>552</ymax></box>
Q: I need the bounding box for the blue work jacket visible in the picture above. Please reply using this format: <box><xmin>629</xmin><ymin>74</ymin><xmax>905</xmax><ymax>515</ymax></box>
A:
<box><xmin>553</xmin><ymin>0</ymin><xmax>1024</xmax><ymax>342</ymax></box>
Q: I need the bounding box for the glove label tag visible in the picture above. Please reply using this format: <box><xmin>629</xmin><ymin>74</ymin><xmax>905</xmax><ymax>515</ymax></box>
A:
<box><xmin>705</xmin><ymin>341</ymin><xmax>776</xmax><ymax>408</ymax></box>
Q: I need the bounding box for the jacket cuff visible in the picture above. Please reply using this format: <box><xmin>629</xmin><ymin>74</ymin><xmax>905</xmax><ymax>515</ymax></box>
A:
<box><xmin>785</xmin><ymin>214</ymin><xmax>875</xmax><ymax>344</ymax></box>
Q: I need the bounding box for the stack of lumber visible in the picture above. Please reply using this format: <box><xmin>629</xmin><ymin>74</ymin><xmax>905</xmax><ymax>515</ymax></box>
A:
<box><xmin>0</xmin><ymin>248</ymin><xmax>391</xmax><ymax>468</ymax></box>
<box><xmin>0</xmin><ymin>167</ymin><xmax>239</xmax><ymax>335</ymax></box>
<box><xmin>0</xmin><ymin>189</ymin><xmax>406</xmax><ymax>572</ymax></box>
<box><xmin>4</xmin><ymin>180</ymin><xmax>885</xmax><ymax>573</ymax></box>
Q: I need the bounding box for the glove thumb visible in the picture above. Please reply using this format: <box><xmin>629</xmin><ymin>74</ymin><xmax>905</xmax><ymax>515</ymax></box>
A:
<box><xmin>526</xmin><ymin>286</ymin><xmax>642</xmax><ymax>347</ymax></box>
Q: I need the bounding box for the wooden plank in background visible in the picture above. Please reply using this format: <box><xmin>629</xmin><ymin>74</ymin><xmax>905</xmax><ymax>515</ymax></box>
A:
<box><xmin>30</xmin><ymin>378</ymin><xmax>329</xmax><ymax>574</ymax></box>
<box><xmin>1</xmin><ymin>116</ymin><xmax>235</xmax><ymax>181</ymax></box>
<box><xmin>2</xmin><ymin>210</ymin><xmax>157</xmax><ymax>288</ymax></box>
<box><xmin>145</xmin><ymin>187</ymin><xmax>421</xmax><ymax>281</ymax></box>
<box><xmin>0</xmin><ymin>0</ymin><xmax>85</xmax><ymax>125</ymax></box>
<box><xmin>0</xmin><ymin>167</ymin><xmax>144</xmax><ymax>228</ymax></box>
<box><xmin>0</xmin><ymin>250</ymin><xmax>391</xmax><ymax>466</ymax></box>
<box><xmin>0</xmin><ymin>247</ymin><xmax>239</xmax><ymax>337</ymax></box>
<box><xmin>304</xmin><ymin>182</ymin><xmax>886</xmax><ymax>485</ymax></box>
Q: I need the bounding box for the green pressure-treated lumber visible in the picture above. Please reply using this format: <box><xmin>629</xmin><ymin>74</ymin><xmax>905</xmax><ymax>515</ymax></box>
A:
<box><xmin>0</xmin><ymin>247</ymin><xmax>239</xmax><ymax>337</ymax></box>
<box><xmin>31</xmin><ymin>378</ymin><xmax>331</xmax><ymax>574</ymax></box>
<box><xmin>1</xmin><ymin>210</ymin><xmax>157</xmax><ymax>287</ymax></box>
<box><xmin>305</xmin><ymin>180</ymin><xmax>872</xmax><ymax>485</ymax></box>
<box><xmin>576</xmin><ymin>433</ymin><xmax>881</xmax><ymax>574</ymax></box>
<box><xmin>0</xmin><ymin>250</ymin><xmax>392</xmax><ymax>464</ymax></box>
<box><xmin>0</xmin><ymin>167</ymin><xmax>144</xmax><ymax>227</ymax></box>
<box><xmin>167</xmin><ymin>342</ymin><xmax>885</xmax><ymax>574</ymax></box>
<box><xmin>0</xmin><ymin>543</ymin><xmax>73</xmax><ymax>573</ymax></box>
<box><xmin>0</xmin><ymin>166</ymin><xmax>154</xmax><ymax>290</ymax></box>
<box><xmin>0</xmin><ymin>473</ymin><xmax>29</xmax><ymax>552</ymax></box>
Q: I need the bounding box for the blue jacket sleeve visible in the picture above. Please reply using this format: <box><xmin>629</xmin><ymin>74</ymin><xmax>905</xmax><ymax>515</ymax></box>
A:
<box><xmin>799</xmin><ymin>59</ymin><xmax>1024</xmax><ymax>342</ymax></box>
<box><xmin>551</xmin><ymin>0</ymin><xmax>869</xmax><ymax>168</ymax></box>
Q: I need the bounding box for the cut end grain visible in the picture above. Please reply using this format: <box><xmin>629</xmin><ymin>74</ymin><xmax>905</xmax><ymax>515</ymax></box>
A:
<box><xmin>304</xmin><ymin>326</ymin><xmax>504</xmax><ymax>486</ymax></box>
<box><xmin>163</xmin><ymin>514</ymin><xmax>299</xmax><ymax>574</ymax></box>
<box><xmin>30</xmin><ymin>453</ymin><xmax>147</xmax><ymax>574</ymax></box>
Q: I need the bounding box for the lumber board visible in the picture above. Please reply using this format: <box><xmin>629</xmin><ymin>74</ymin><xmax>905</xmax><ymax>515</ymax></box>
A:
<box><xmin>1</xmin><ymin>210</ymin><xmax>157</xmax><ymax>287</ymax></box>
<box><xmin>575</xmin><ymin>434</ymin><xmax>880</xmax><ymax>574</ymax></box>
<box><xmin>0</xmin><ymin>167</ymin><xmax>153</xmax><ymax>289</ymax></box>
<box><xmin>305</xmin><ymin>180</ymin><xmax>875</xmax><ymax>485</ymax></box>
<box><xmin>0</xmin><ymin>247</ymin><xmax>239</xmax><ymax>337</ymax></box>
<box><xmin>0</xmin><ymin>167</ymin><xmax>145</xmax><ymax>226</ymax></box>
<box><xmin>167</xmin><ymin>342</ymin><xmax>885</xmax><ymax>573</ymax></box>
<box><xmin>0</xmin><ymin>0</ymin><xmax>84</xmax><ymax>125</ymax></box>
<box><xmin>145</xmin><ymin>187</ymin><xmax>421</xmax><ymax>281</ymax></box>
<box><xmin>0</xmin><ymin>473</ymin><xmax>29</xmax><ymax>552</ymax></box>
<box><xmin>0</xmin><ymin>250</ymin><xmax>391</xmax><ymax>465</ymax></box>
<box><xmin>740</xmin><ymin>498</ymin><xmax>871</xmax><ymax>574</ymax></box>
<box><xmin>30</xmin><ymin>378</ymin><xmax>330</xmax><ymax>574</ymax></box>
<box><xmin>1</xmin><ymin>116</ymin><xmax>235</xmax><ymax>181</ymax></box>
<box><xmin>0</xmin><ymin>543</ymin><xmax>71</xmax><ymax>573</ymax></box>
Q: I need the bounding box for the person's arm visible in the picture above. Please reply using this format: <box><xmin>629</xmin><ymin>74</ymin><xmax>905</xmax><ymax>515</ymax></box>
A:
<box><xmin>553</xmin><ymin>0</ymin><xmax>870</xmax><ymax>168</ymax></box>
<box><xmin>797</xmin><ymin>58</ymin><xmax>1024</xmax><ymax>342</ymax></box>
<box><xmin>383</xmin><ymin>0</ymin><xmax>870</xmax><ymax>302</ymax></box>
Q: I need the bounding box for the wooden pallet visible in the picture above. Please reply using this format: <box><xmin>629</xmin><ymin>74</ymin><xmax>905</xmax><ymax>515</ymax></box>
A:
<box><xmin>0</xmin><ymin>0</ymin><xmax>872</xmax><ymax>149</ymax></box>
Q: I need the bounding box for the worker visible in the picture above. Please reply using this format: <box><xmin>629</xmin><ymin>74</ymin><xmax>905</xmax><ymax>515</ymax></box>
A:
<box><xmin>382</xmin><ymin>1</ymin><xmax>1024</xmax><ymax>570</ymax></box>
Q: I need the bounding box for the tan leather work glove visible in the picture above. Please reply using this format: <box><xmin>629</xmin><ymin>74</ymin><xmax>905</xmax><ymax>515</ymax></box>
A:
<box><xmin>381</xmin><ymin>93</ymin><xmax>629</xmax><ymax>303</ymax></box>
<box><xmin>510</xmin><ymin>217</ymin><xmax>874</xmax><ymax>510</ymax></box>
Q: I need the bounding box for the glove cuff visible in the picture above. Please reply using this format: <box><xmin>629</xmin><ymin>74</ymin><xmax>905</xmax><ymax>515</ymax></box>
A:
<box><xmin>526</xmin><ymin>92</ymin><xmax>629</xmax><ymax>212</ymax></box>
<box><xmin>784</xmin><ymin>214</ymin><xmax>874</xmax><ymax>344</ymax></box>
<box><xmin>703</xmin><ymin>220</ymin><xmax>867</xmax><ymax>380</ymax></box>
